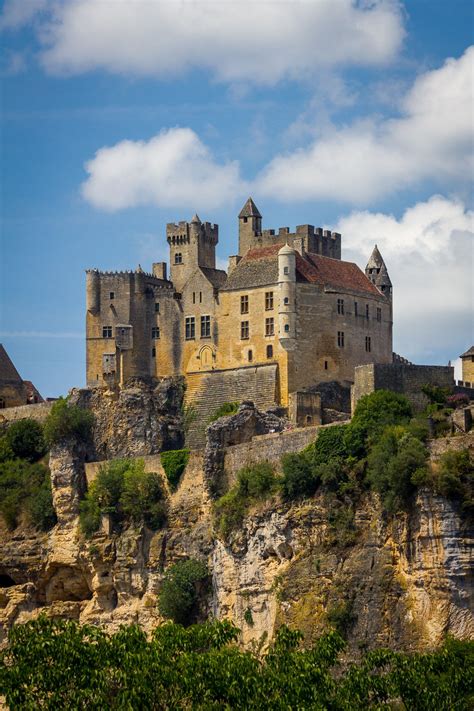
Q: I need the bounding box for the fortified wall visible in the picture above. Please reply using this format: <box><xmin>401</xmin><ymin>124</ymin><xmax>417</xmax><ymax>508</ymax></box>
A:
<box><xmin>351</xmin><ymin>363</ymin><xmax>455</xmax><ymax>412</ymax></box>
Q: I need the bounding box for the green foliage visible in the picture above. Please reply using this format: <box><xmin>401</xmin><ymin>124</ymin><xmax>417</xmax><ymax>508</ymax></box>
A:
<box><xmin>208</xmin><ymin>401</ymin><xmax>240</xmax><ymax>423</ymax></box>
<box><xmin>0</xmin><ymin>436</ymin><xmax>14</xmax><ymax>463</ymax></box>
<box><xmin>160</xmin><ymin>448</ymin><xmax>189</xmax><ymax>490</ymax></box>
<box><xmin>3</xmin><ymin>418</ymin><xmax>47</xmax><ymax>462</ymax></box>
<box><xmin>280</xmin><ymin>450</ymin><xmax>318</xmax><ymax>500</ymax></box>
<box><xmin>422</xmin><ymin>383</ymin><xmax>450</xmax><ymax>405</ymax></box>
<box><xmin>243</xmin><ymin>608</ymin><xmax>254</xmax><ymax>626</ymax></box>
<box><xmin>312</xmin><ymin>425</ymin><xmax>349</xmax><ymax>466</ymax></box>
<box><xmin>435</xmin><ymin>449</ymin><xmax>473</xmax><ymax>515</ymax></box>
<box><xmin>43</xmin><ymin>397</ymin><xmax>94</xmax><ymax>446</ymax></box>
<box><xmin>214</xmin><ymin>462</ymin><xmax>277</xmax><ymax>537</ymax></box>
<box><xmin>79</xmin><ymin>458</ymin><xmax>167</xmax><ymax>536</ymax></box>
<box><xmin>0</xmin><ymin>459</ymin><xmax>56</xmax><ymax>530</ymax></box>
<box><xmin>158</xmin><ymin>559</ymin><xmax>209</xmax><ymax>625</ymax></box>
<box><xmin>1</xmin><ymin>616</ymin><xmax>472</xmax><ymax>710</ymax></box>
<box><xmin>366</xmin><ymin>427</ymin><xmax>428</xmax><ymax>512</ymax></box>
<box><xmin>351</xmin><ymin>390</ymin><xmax>413</xmax><ymax>452</ymax></box>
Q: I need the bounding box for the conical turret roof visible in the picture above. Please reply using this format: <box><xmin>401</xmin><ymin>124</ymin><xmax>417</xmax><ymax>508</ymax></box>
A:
<box><xmin>239</xmin><ymin>197</ymin><xmax>262</xmax><ymax>219</ymax></box>
<box><xmin>190</xmin><ymin>213</ymin><xmax>201</xmax><ymax>224</ymax></box>
<box><xmin>366</xmin><ymin>244</ymin><xmax>385</xmax><ymax>270</ymax></box>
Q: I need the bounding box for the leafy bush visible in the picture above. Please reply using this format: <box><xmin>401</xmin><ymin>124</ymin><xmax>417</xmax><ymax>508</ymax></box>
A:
<box><xmin>280</xmin><ymin>451</ymin><xmax>318</xmax><ymax>500</ymax></box>
<box><xmin>422</xmin><ymin>384</ymin><xmax>451</xmax><ymax>405</ymax></box>
<box><xmin>446</xmin><ymin>393</ymin><xmax>470</xmax><ymax>409</ymax></box>
<box><xmin>214</xmin><ymin>462</ymin><xmax>277</xmax><ymax>538</ymax></box>
<box><xmin>43</xmin><ymin>397</ymin><xmax>94</xmax><ymax>446</ymax></box>
<box><xmin>158</xmin><ymin>559</ymin><xmax>209</xmax><ymax>625</ymax></box>
<box><xmin>326</xmin><ymin>599</ymin><xmax>356</xmax><ymax>637</ymax></box>
<box><xmin>311</xmin><ymin>425</ymin><xmax>349</xmax><ymax>466</ymax></box>
<box><xmin>434</xmin><ymin>449</ymin><xmax>473</xmax><ymax>515</ymax></box>
<box><xmin>0</xmin><ymin>459</ymin><xmax>56</xmax><ymax>530</ymax></box>
<box><xmin>208</xmin><ymin>401</ymin><xmax>240</xmax><ymax>424</ymax></box>
<box><xmin>366</xmin><ymin>427</ymin><xmax>428</xmax><ymax>512</ymax></box>
<box><xmin>160</xmin><ymin>449</ymin><xmax>189</xmax><ymax>490</ymax></box>
<box><xmin>4</xmin><ymin>419</ymin><xmax>47</xmax><ymax>462</ymax></box>
<box><xmin>79</xmin><ymin>458</ymin><xmax>167</xmax><ymax>536</ymax></box>
<box><xmin>2</xmin><ymin>617</ymin><xmax>472</xmax><ymax>710</ymax></box>
<box><xmin>351</xmin><ymin>390</ymin><xmax>413</xmax><ymax>451</ymax></box>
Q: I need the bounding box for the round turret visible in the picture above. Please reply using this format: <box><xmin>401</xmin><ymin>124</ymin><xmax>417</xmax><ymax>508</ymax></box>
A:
<box><xmin>86</xmin><ymin>269</ymin><xmax>100</xmax><ymax>314</ymax></box>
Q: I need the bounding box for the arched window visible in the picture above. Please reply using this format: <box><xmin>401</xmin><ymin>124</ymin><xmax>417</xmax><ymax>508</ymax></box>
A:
<box><xmin>284</xmin><ymin>324</ymin><xmax>290</xmax><ymax>333</ymax></box>
<box><xmin>266</xmin><ymin>345</ymin><xmax>273</xmax><ymax>359</ymax></box>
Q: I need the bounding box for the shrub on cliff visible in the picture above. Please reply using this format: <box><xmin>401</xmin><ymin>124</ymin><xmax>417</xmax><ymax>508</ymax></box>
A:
<box><xmin>4</xmin><ymin>419</ymin><xmax>47</xmax><ymax>463</ymax></box>
<box><xmin>350</xmin><ymin>390</ymin><xmax>413</xmax><ymax>451</ymax></box>
<box><xmin>79</xmin><ymin>458</ymin><xmax>167</xmax><ymax>536</ymax></box>
<box><xmin>208</xmin><ymin>401</ymin><xmax>240</xmax><ymax>424</ymax></box>
<box><xmin>214</xmin><ymin>462</ymin><xmax>277</xmax><ymax>537</ymax></box>
<box><xmin>0</xmin><ymin>459</ymin><xmax>56</xmax><ymax>530</ymax></box>
<box><xmin>160</xmin><ymin>449</ymin><xmax>189</xmax><ymax>490</ymax></box>
<box><xmin>280</xmin><ymin>451</ymin><xmax>318</xmax><ymax>500</ymax></box>
<box><xmin>43</xmin><ymin>398</ymin><xmax>94</xmax><ymax>446</ymax></box>
<box><xmin>434</xmin><ymin>449</ymin><xmax>473</xmax><ymax>515</ymax></box>
<box><xmin>158</xmin><ymin>558</ymin><xmax>210</xmax><ymax>625</ymax></box>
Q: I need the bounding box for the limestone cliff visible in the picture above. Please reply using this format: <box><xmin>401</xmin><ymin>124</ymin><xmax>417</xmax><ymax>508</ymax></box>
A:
<box><xmin>0</xmin><ymin>395</ymin><xmax>472</xmax><ymax>655</ymax></box>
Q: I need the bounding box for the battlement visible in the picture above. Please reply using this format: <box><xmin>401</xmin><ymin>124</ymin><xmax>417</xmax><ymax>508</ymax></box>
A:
<box><xmin>167</xmin><ymin>220</ymin><xmax>218</xmax><ymax>246</ymax></box>
<box><xmin>85</xmin><ymin>268</ymin><xmax>172</xmax><ymax>286</ymax></box>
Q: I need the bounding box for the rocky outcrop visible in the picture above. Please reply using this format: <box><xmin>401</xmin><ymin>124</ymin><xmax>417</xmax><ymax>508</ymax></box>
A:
<box><xmin>0</xmin><ymin>419</ymin><xmax>472</xmax><ymax>653</ymax></box>
<box><xmin>69</xmin><ymin>378</ymin><xmax>185</xmax><ymax>460</ymax></box>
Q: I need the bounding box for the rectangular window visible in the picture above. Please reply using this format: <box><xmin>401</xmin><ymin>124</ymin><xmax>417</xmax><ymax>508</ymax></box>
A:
<box><xmin>201</xmin><ymin>315</ymin><xmax>211</xmax><ymax>338</ymax></box>
<box><xmin>376</xmin><ymin>307</ymin><xmax>381</xmax><ymax>322</ymax></box>
<box><xmin>175</xmin><ymin>252</ymin><xmax>183</xmax><ymax>264</ymax></box>
<box><xmin>366</xmin><ymin>304</ymin><xmax>370</xmax><ymax>320</ymax></box>
<box><xmin>265</xmin><ymin>291</ymin><xmax>274</xmax><ymax>310</ymax></box>
<box><xmin>185</xmin><ymin>317</ymin><xmax>195</xmax><ymax>340</ymax></box>
<box><xmin>337</xmin><ymin>331</ymin><xmax>345</xmax><ymax>348</ymax></box>
<box><xmin>241</xmin><ymin>321</ymin><xmax>249</xmax><ymax>339</ymax></box>
<box><xmin>354</xmin><ymin>302</ymin><xmax>358</xmax><ymax>317</ymax></box>
<box><xmin>265</xmin><ymin>317</ymin><xmax>274</xmax><ymax>336</ymax></box>
<box><xmin>152</xmin><ymin>347</ymin><xmax>156</xmax><ymax>358</ymax></box>
<box><xmin>152</xmin><ymin>326</ymin><xmax>160</xmax><ymax>339</ymax></box>
<box><xmin>155</xmin><ymin>302</ymin><xmax>160</xmax><ymax>313</ymax></box>
<box><xmin>240</xmin><ymin>295</ymin><xmax>249</xmax><ymax>314</ymax></box>
<box><xmin>192</xmin><ymin>292</ymin><xmax>196</xmax><ymax>304</ymax></box>
<box><xmin>337</xmin><ymin>298</ymin><xmax>344</xmax><ymax>315</ymax></box>
<box><xmin>365</xmin><ymin>336</ymin><xmax>371</xmax><ymax>352</ymax></box>
<box><xmin>109</xmin><ymin>292</ymin><xmax>115</xmax><ymax>300</ymax></box>
<box><xmin>102</xmin><ymin>326</ymin><xmax>112</xmax><ymax>338</ymax></box>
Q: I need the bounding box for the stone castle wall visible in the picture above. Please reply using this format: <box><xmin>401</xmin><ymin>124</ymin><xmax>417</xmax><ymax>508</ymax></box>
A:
<box><xmin>352</xmin><ymin>363</ymin><xmax>455</xmax><ymax>412</ymax></box>
<box><xmin>0</xmin><ymin>401</ymin><xmax>53</xmax><ymax>424</ymax></box>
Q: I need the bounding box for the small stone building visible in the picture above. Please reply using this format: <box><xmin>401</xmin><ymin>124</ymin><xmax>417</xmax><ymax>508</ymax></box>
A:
<box><xmin>86</xmin><ymin>199</ymin><xmax>393</xmax><ymax>431</ymax></box>
<box><xmin>459</xmin><ymin>346</ymin><xmax>474</xmax><ymax>387</ymax></box>
<box><xmin>0</xmin><ymin>344</ymin><xmax>44</xmax><ymax>409</ymax></box>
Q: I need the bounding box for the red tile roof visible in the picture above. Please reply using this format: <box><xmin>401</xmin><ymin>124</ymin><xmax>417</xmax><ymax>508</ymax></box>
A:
<box><xmin>242</xmin><ymin>246</ymin><xmax>382</xmax><ymax>296</ymax></box>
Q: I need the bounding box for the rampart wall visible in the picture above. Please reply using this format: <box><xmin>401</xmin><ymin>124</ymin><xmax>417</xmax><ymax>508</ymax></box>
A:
<box><xmin>0</xmin><ymin>401</ymin><xmax>53</xmax><ymax>424</ymax></box>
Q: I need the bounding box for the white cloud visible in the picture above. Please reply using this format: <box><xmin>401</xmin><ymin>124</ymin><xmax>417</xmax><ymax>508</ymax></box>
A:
<box><xmin>257</xmin><ymin>47</ymin><xmax>474</xmax><ymax>203</ymax></box>
<box><xmin>0</xmin><ymin>0</ymin><xmax>49</xmax><ymax>30</ymax></box>
<box><xmin>336</xmin><ymin>195</ymin><xmax>473</xmax><ymax>364</ymax></box>
<box><xmin>82</xmin><ymin>127</ymin><xmax>245</xmax><ymax>211</ymax></box>
<box><xmin>1</xmin><ymin>0</ymin><xmax>405</xmax><ymax>83</ymax></box>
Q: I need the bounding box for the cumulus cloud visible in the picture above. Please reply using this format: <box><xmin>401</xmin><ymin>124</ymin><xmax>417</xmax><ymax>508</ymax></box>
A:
<box><xmin>1</xmin><ymin>0</ymin><xmax>404</xmax><ymax>83</ymax></box>
<box><xmin>336</xmin><ymin>195</ymin><xmax>473</xmax><ymax>363</ymax></box>
<box><xmin>82</xmin><ymin>127</ymin><xmax>245</xmax><ymax>211</ymax></box>
<box><xmin>257</xmin><ymin>47</ymin><xmax>474</xmax><ymax>203</ymax></box>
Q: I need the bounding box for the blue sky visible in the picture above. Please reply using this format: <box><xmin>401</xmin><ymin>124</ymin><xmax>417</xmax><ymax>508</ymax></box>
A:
<box><xmin>1</xmin><ymin>0</ymin><xmax>473</xmax><ymax>397</ymax></box>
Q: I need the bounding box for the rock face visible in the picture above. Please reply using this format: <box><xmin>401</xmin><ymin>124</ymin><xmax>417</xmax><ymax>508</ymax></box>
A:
<box><xmin>69</xmin><ymin>378</ymin><xmax>185</xmax><ymax>460</ymax></box>
<box><xmin>0</xmin><ymin>404</ymin><xmax>472</xmax><ymax>653</ymax></box>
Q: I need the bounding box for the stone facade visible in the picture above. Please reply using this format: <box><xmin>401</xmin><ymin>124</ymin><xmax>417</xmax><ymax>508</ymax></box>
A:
<box><xmin>0</xmin><ymin>344</ymin><xmax>44</xmax><ymax>409</ymax></box>
<box><xmin>460</xmin><ymin>346</ymin><xmax>474</xmax><ymax>387</ymax></box>
<box><xmin>351</xmin><ymin>363</ymin><xmax>455</xmax><ymax>413</ymax></box>
<box><xmin>86</xmin><ymin>200</ymin><xmax>393</xmax><ymax>424</ymax></box>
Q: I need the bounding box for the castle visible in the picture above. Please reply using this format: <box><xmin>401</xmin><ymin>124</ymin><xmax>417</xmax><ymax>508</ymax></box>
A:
<box><xmin>86</xmin><ymin>199</ymin><xmax>393</xmax><ymax>431</ymax></box>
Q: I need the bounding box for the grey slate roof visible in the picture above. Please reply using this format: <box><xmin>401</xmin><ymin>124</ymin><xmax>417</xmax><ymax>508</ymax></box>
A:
<box><xmin>460</xmin><ymin>346</ymin><xmax>474</xmax><ymax>358</ymax></box>
<box><xmin>238</xmin><ymin>197</ymin><xmax>262</xmax><ymax>219</ymax></box>
<box><xmin>200</xmin><ymin>267</ymin><xmax>228</xmax><ymax>289</ymax></box>
<box><xmin>221</xmin><ymin>256</ymin><xmax>278</xmax><ymax>290</ymax></box>
<box><xmin>0</xmin><ymin>344</ymin><xmax>23</xmax><ymax>384</ymax></box>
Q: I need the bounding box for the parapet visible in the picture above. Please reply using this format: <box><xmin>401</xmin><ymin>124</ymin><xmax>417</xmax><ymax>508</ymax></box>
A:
<box><xmin>167</xmin><ymin>219</ymin><xmax>218</xmax><ymax>245</ymax></box>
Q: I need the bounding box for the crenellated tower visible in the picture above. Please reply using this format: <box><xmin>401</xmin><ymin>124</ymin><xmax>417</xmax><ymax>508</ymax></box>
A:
<box><xmin>167</xmin><ymin>214</ymin><xmax>218</xmax><ymax>291</ymax></box>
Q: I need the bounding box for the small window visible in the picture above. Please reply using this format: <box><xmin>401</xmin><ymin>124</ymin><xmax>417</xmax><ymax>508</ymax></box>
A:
<box><xmin>175</xmin><ymin>252</ymin><xmax>183</xmax><ymax>264</ymax></box>
<box><xmin>376</xmin><ymin>307</ymin><xmax>381</xmax><ymax>322</ymax></box>
<box><xmin>0</xmin><ymin>397</ymin><xmax>5</xmax><ymax>409</ymax></box>
<box><xmin>324</xmin><ymin>360</ymin><xmax>328</xmax><ymax>370</ymax></box>
<box><xmin>366</xmin><ymin>304</ymin><xmax>370</xmax><ymax>320</ymax></box>
<box><xmin>152</xmin><ymin>347</ymin><xmax>156</xmax><ymax>358</ymax></box>
<box><xmin>284</xmin><ymin>297</ymin><xmax>289</xmax><ymax>305</ymax></box>
<box><xmin>152</xmin><ymin>326</ymin><xmax>160</xmax><ymax>339</ymax></box>
<box><xmin>284</xmin><ymin>266</ymin><xmax>289</xmax><ymax>275</ymax></box>
<box><xmin>185</xmin><ymin>317</ymin><xmax>195</xmax><ymax>340</ymax></box>
<box><xmin>365</xmin><ymin>336</ymin><xmax>371</xmax><ymax>352</ymax></box>
<box><xmin>248</xmin><ymin>349</ymin><xmax>253</xmax><ymax>362</ymax></box>
<box><xmin>241</xmin><ymin>321</ymin><xmax>249</xmax><ymax>339</ymax></box>
<box><xmin>199</xmin><ymin>292</ymin><xmax>202</xmax><ymax>303</ymax></box>
<box><xmin>240</xmin><ymin>295</ymin><xmax>249</xmax><ymax>314</ymax></box>
<box><xmin>337</xmin><ymin>331</ymin><xmax>345</xmax><ymax>348</ymax></box>
<box><xmin>266</xmin><ymin>345</ymin><xmax>273</xmax><ymax>359</ymax></box>
<box><xmin>306</xmin><ymin>415</ymin><xmax>312</xmax><ymax>424</ymax></box>
<box><xmin>193</xmin><ymin>292</ymin><xmax>196</xmax><ymax>304</ymax></box>
<box><xmin>102</xmin><ymin>326</ymin><xmax>113</xmax><ymax>338</ymax></box>
<box><xmin>201</xmin><ymin>315</ymin><xmax>211</xmax><ymax>338</ymax></box>
<box><xmin>337</xmin><ymin>298</ymin><xmax>344</xmax><ymax>315</ymax></box>
<box><xmin>265</xmin><ymin>317</ymin><xmax>274</xmax><ymax>336</ymax></box>
<box><xmin>155</xmin><ymin>302</ymin><xmax>160</xmax><ymax>313</ymax></box>
<box><xmin>284</xmin><ymin>324</ymin><xmax>290</xmax><ymax>333</ymax></box>
<box><xmin>354</xmin><ymin>302</ymin><xmax>358</xmax><ymax>317</ymax></box>
<box><xmin>265</xmin><ymin>291</ymin><xmax>274</xmax><ymax>310</ymax></box>
<box><xmin>243</xmin><ymin>216</ymin><xmax>248</xmax><ymax>223</ymax></box>
<box><xmin>109</xmin><ymin>292</ymin><xmax>115</xmax><ymax>300</ymax></box>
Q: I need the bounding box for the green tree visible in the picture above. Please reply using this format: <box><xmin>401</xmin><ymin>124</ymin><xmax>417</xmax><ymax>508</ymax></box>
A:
<box><xmin>158</xmin><ymin>559</ymin><xmax>210</xmax><ymax>625</ymax></box>
<box><xmin>4</xmin><ymin>418</ymin><xmax>47</xmax><ymax>462</ymax></box>
<box><xmin>351</xmin><ymin>390</ymin><xmax>413</xmax><ymax>453</ymax></box>
<box><xmin>280</xmin><ymin>450</ymin><xmax>318</xmax><ymax>500</ymax></box>
<box><xmin>43</xmin><ymin>397</ymin><xmax>94</xmax><ymax>446</ymax></box>
<box><xmin>160</xmin><ymin>448</ymin><xmax>189</xmax><ymax>490</ymax></box>
<box><xmin>0</xmin><ymin>459</ymin><xmax>56</xmax><ymax>530</ymax></box>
